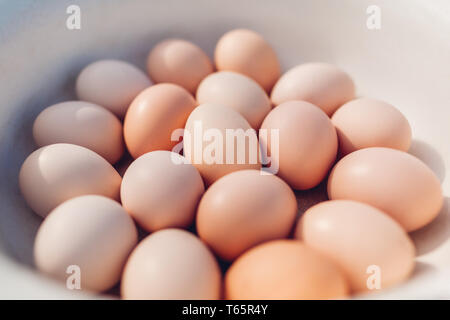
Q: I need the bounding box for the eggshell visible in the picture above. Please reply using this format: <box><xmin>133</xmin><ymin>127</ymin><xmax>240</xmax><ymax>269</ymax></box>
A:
<box><xmin>121</xmin><ymin>151</ymin><xmax>204</xmax><ymax>232</ymax></box>
<box><xmin>124</xmin><ymin>83</ymin><xmax>197</xmax><ymax>158</ymax></box>
<box><xmin>197</xmin><ymin>170</ymin><xmax>297</xmax><ymax>261</ymax></box>
<box><xmin>183</xmin><ymin>103</ymin><xmax>261</xmax><ymax>186</ymax></box>
<box><xmin>196</xmin><ymin>71</ymin><xmax>271</xmax><ymax>129</ymax></box>
<box><xmin>34</xmin><ymin>195</ymin><xmax>137</xmax><ymax>292</ymax></box>
<box><xmin>296</xmin><ymin>200</ymin><xmax>415</xmax><ymax>292</ymax></box>
<box><xmin>271</xmin><ymin>63</ymin><xmax>355</xmax><ymax>116</ymax></box>
<box><xmin>121</xmin><ymin>229</ymin><xmax>221</xmax><ymax>299</ymax></box>
<box><xmin>33</xmin><ymin>101</ymin><xmax>124</xmax><ymax>164</ymax></box>
<box><xmin>19</xmin><ymin>143</ymin><xmax>121</xmax><ymax>217</ymax></box>
<box><xmin>147</xmin><ymin>39</ymin><xmax>213</xmax><ymax>94</ymax></box>
<box><xmin>260</xmin><ymin>100</ymin><xmax>338</xmax><ymax>190</ymax></box>
<box><xmin>328</xmin><ymin>147</ymin><xmax>443</xmax><ymax>231</ymax></box>
<box><xmin>332</xmin><ymin>98</ymin><xmax>412</xmax><ymax>156</ymax></box>
<box><xmin>76</xmin><ymin>59</ymin><xmax>152</xmax><ymax>118</ymax></box>
<box><xmin>215</xmin><ymin>29</ymin><xmax>280</xmax><ymax>92</ymax></box>
<box><xmin>225</xmin><ymin>240</ymin><xmax>349</xmax><ymax>299</ymax></box>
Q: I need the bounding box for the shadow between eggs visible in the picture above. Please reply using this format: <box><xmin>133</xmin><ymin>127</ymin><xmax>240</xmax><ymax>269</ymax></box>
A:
<box><xmin>407</xmin><ymin>141</ymin><xmax>449</xmax><ymax>257</ymax></box>
<box><xmin>410</xmin><ymin>196</ymin><xmax>450</xmax><ymax>257</ymax></box>
<box><xmin>408</xmin><ymin>139</ymin><xmax>446</xmax><ymax>183</ymax></box>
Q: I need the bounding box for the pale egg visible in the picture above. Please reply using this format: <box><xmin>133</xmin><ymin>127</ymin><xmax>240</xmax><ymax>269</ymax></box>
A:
<box><xmin>147</xmin><ymin>39</ymin><xmax>213</xmax><ymax>94</ymax></box>
<box><xmin>76</xmin><ymin>59</ymin><xmax>152</xmax><ymax>118</ymax></box>
<box><xmin>183</xmin><ymin>103</ymin><xmax>261</xmax><ymax>186</ymax></box>
<box><xmin>260</xmin><ymin>100</ymin><xmax>337</xmax><ymax>190</ymax></box>
<box><xmin>196</xmin><ymin>71</ymin><xmax>271</xmax><ymax>129</ymax></box>
<box><xmin>121</xmin><ymin>151</ymin><xmax>204</xmax><ymax>232</ymax></box>
<box><xmin>296</xmin><ymin>200</ymin><xmax>415</xmax><ymax>292</ymax></box>
<box><xmin>121</xmin><ymin>229</ymin><xmax>221</xmax><ymax>299</ymax></box>
<box><xmin>215</xmin><ymin>29</ymin><xmax>280</xmax><ymax>92</ymax></box>
<box><xmin>33</xmin><ymin>101</ymin><xmax>124</xmax><ymax>164</ymax></box>
<box><xmin>19</xmin><ymin>143</ymin><xmax>121</xmax><ymax>217</ymax></box>
<box><xmin>328</xmin><ymin>147</ymin><xmax>443</xmax><ymax>231</ymax></box>
<box><xmin>34</xmin><ymin>195</ymin><xmax>137</xmax><ymax>292</ymax></box>
<box><xmin>332</xmin><ymin>98</ymin><xmax>412</xmax><ymax>156</ymax></box>
<box><xmin>197</xmin><ymin>169</ymin><xmax>297</xmax><ymax>261</ymax></box>
<box><xmin>271</xmin><ymin>62</ymin><xmax>355</xmax><ymax>116</ymax></box>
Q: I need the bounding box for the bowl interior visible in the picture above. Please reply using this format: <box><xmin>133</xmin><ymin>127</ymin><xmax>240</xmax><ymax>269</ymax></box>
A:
<box><xmin>0</xmin><ymin>0</ymin><xmax>449</xmax><ymax>298</ymax></box>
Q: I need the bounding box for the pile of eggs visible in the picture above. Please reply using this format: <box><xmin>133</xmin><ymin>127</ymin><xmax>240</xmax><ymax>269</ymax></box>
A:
<box><xmin>19</xmin><ymin>29</ymin><xmax>443</xmax><ymax>299</ymax></box>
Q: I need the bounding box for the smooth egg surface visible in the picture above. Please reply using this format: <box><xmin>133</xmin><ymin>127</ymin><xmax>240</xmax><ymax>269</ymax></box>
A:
<box><xmin>296</xmin><ymin>200</ymin><xmax>415</xmax><ymax>292</ymax></box>
<box><xmin>196</xmin><ymin>71</ymin><xmax>271</xmax><ymax>129</ymax></box>
<box><xmin>34</xmin><ymin>195</ymin><xmax>137</xmax><ymax>292</ymax></box>
<box><xmin>328</xmin><ymin>147</ymin><xmax>443</xmax><ymax>232</ymax></box>
<box><xmin>121</xmin><ymin>151</ymin><xmax>204</xmax><ymax>232</ymax></box>
<box><xmin>124</xmin><ymin>83</ymin><xmax>197</xmax><ymax>158</ymax></box>
<box><xmin>215</xmin><ymin>29</ymin><xmax>280</xmax><ymax>92</ymax></box>
<box><xmin>183</xmin><ymin>103</ymin><xmax>261</xmax><ymax>186</ymax></box>
<box><xmin>121</xmin><ymin>229</ymin><xmax>221</xmax><ymax>300</ymax></box>
<box><xmin>271</xmin><ymin>63</ymin><xmax>355</xmax><ymax>116</ymax></box>
<box><xmin>76</xmin><ymin>59</ymin><xmax>152</xmax><ymax>118</ymax></box>
<box><xmin>147</xmin><ymin>39</ymin><xmax>213</xmax><ymax>94</ymax></box>
<box><xmin>225</xmin><ymin>240</ymin><xmax>349</xmax><ymax>299</ymax></box>
<box><xmin>260</xmin><ymin>100</ymin><xmax>338</xmax><ymax>190</ymax></box>
<box><xmin>33</xmin><ymin>101</ymin><xmax>124</xmax><ymax>164</ymax></box>
<box><xmin>19</xmin><ymin>143</ymin><xmax>122</xmax><ymax>218</ymax></box>
<box><xmin>197</xmin><ymin>169</ymin><xmax>297</xmax><ymax>261</ymax></box>
<box><xmin>332</xmin><ymin>98</ymin><xmax>412</xmax><ymax>156</ymax></box>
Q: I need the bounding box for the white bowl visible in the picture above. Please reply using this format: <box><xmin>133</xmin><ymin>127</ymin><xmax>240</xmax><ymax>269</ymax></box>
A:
<box><xmin>0</xmin><ymin>0</ymin><xmax>449</xmax><ymax>299</ymax></box>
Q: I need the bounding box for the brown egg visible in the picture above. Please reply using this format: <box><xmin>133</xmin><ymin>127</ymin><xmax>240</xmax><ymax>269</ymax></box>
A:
<box><xmin>34</xmin><ymin>195</ymin><xmax>137</xmax><ymax>292</ymax></box>
<box><xmin>124</xmin><ymin>83</ymin><xmax>197</xmax><ymax>158</ymax></box>
<box><xmin>183</xmin><ymin>103</ymin><xmax>261</xmax><ymax>186</ymax></box>
<box><xmin>147</xmin><ymin>39</ymin><xmax>213</xmax><ymax>94</ymax></box>
<box><xmin>196</xmin><ymin>71</ymin><xmax>271</xmax><ymax>129</ymax></box>
<box><xmin>271</xmin><ymin>63</ymin><xmax>355</xmax><ymax>116</ymax></box>
<box><xmin>33</xmin><ymin>101</ymin><xmax>124</xmax><ymax>164</ymax></box>
<box><xmin>260</xmin><ymin>100</ymin><xmax>338</xmax><ymax>190</ymax></box>
<box><xmin>121</xmin><ymin>229</ymin><xmax>221</xmax><ymax>299</ymax></box>
<box><xmin>197</xmin><ymin>170</ymin><xmax>297</xmax><ymax>261</ymax></box>
<box><xmin>19</xmin><ymin>143</ymin><xmax>121</xmax><ymax>218</ymax></box>
<box><xmin>225</xmin><ymin>240</ymin><xmax>349</xmax><ymax>299</ymax></box>
<box><xmin>296</xmin><ymin>200</ymin><xmax>415</xmax><ymax>292</ymax></box>
<box><xmin>328</xmin><ymin>147</ymin><xmax>443</xmax><ymax>231</ymax></box>
<box><xmin>121</xmin><ymin>151</ymin><xmax>204</xmax><ymax>232</ymax></box>
<box><xmin>332</xmin><ymin>98</ymin><xmax>412</xmax><ymax>156</ymax></box>
<box><xmin>215</xmin><ymin>29</ymin><xmax>280</xmax><ymax>92</ymax></box>
<box><xmin>76</xmin><ymin>59</ymin><xmax>152</xmax><ymax>118</ymax></box>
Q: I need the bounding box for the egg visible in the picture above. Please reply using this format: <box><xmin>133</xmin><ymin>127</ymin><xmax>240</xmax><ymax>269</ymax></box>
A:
<box><xmin>33</xmin><ymin>101</ymin><xmax>124</xmax><ymax>164</ymax></box>
<box><xmin>19</xmin><ymin>143</ymin><xmax>121</xmax><ymax>217</ymax></box>
<box><xmin>124</xmin><ymin>83</ymin><xmax>197</xmax><ymax>158</ymax></box>
<box><xmin>225</xmin><ymin>240</ymin><xmax>349</xmax><ymax>299</ymax></box>
<box><xmin>183</xmin><ymin>103</ymin><xmax>261</xmax><ymax>186</ymax></box>
<box><xmin>121</xmin><ymin>151</ymin><xmax>204</xmax><ymax>232</ymax></box>
<box><xmin>147</xmin><ymin>39</ymin><xmax>213</xmax><ymax>94</ymax></box>
<box><xmin>328</xmin><ymin>147</ymin><xmax>443</xmax><ymax>231</ymax></box>
<box><xmin>271</xmin><ymin>63</ymin><xmax>355</xmax><ymax>116</ymax></box>
<box><xmin>197</xmin><ymin>170</ymin><xmax>297</xmax><ymax>261</ymax></box>
<box><xmin>215</xmin><ymin>29</ymin><xmax>280</xmax><ymax>92</ymax></box>
<box><xmin>260</xmin><ymin>100</ymin><xmax>337</xmax><ymax>190</ymax></box>
<box><xmin>76</xmin><ymin>59</ymin><xmax>152</xmax><ymax>118</ymax></box>
<box><xmin>121</xmin><ymin>229</ymin><xmax>221</xmax><ymax>299</ymax></box>
<box><xmin>332</xmin><ymin>98</ymin><xmax>412</xmax><ymax>156</ymax></box>
<box><xmin>34</xmin><ymin>195</ymin><xmax>137</xmax><ymax>292</ymax></box>
<box><xmin>196</xmin><ymin>71</ymin><xmax>271</xmax><ymax>129</ymax></box>
<box><xmin>296</xmin><ymin>200</ymin><xmax>415</xmax><ymax>292</ymax></box>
